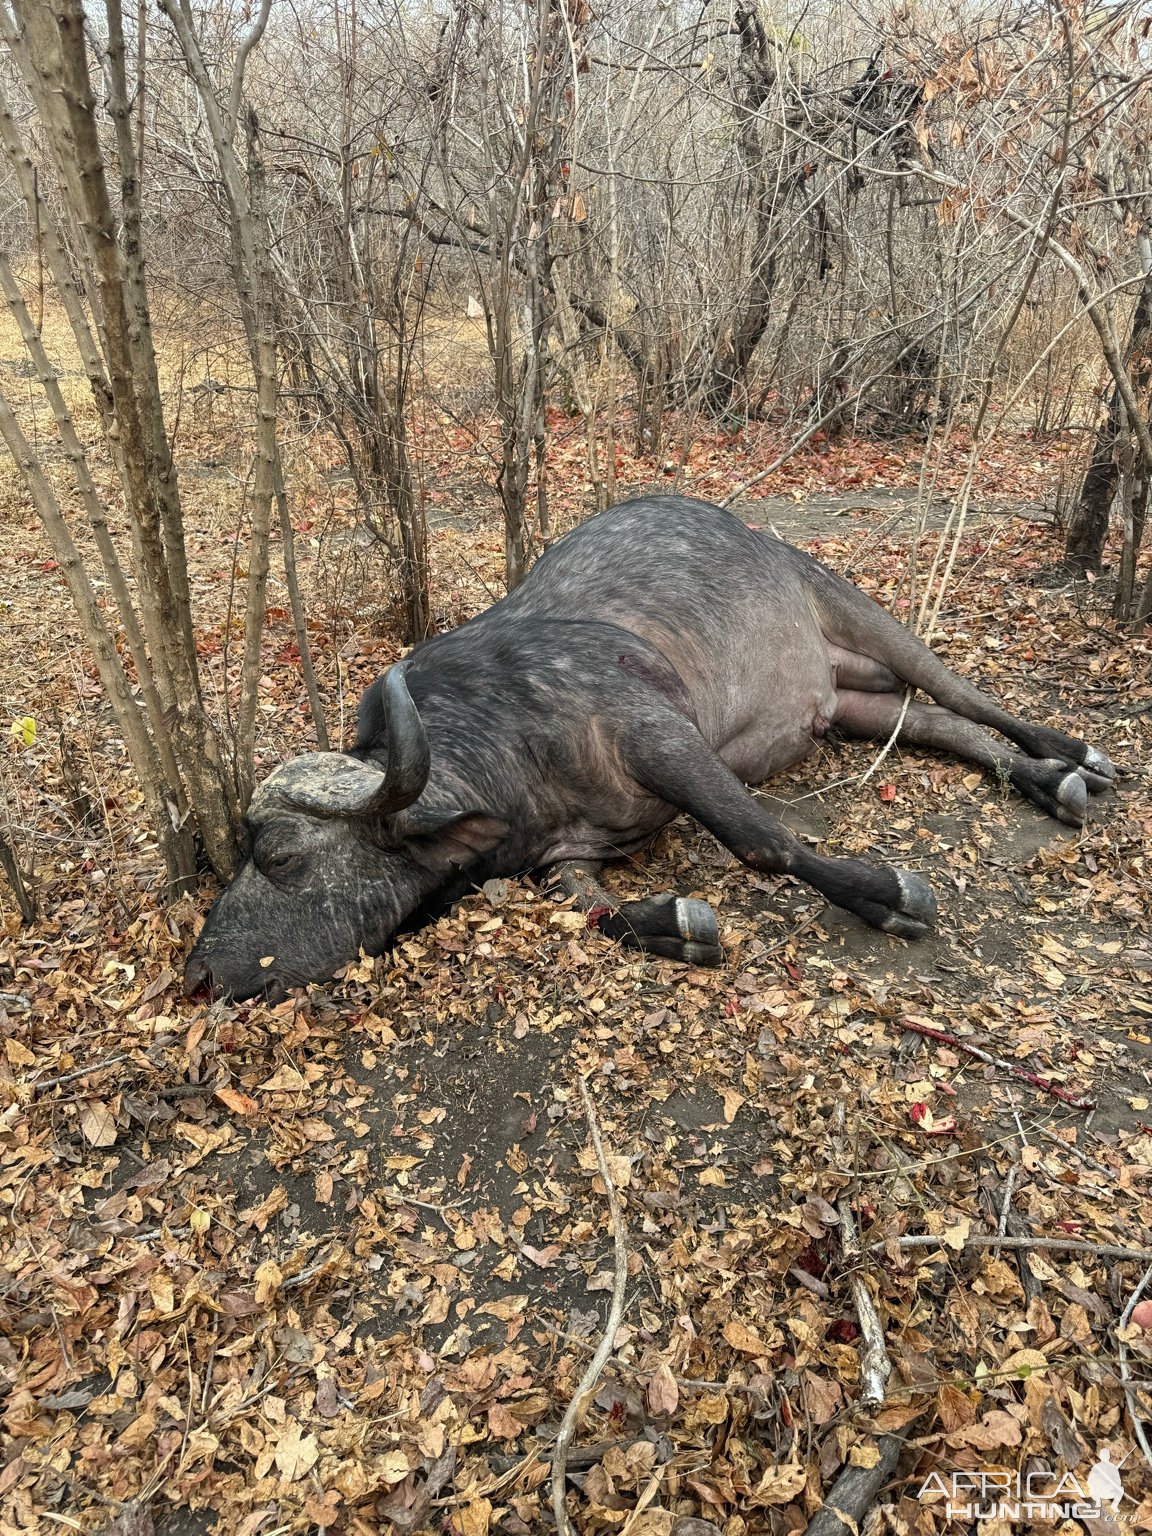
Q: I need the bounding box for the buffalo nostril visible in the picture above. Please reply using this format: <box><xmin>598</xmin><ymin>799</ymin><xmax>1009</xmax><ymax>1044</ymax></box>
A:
<box><xmin>183</xmin><ymin>953</ymin><xmax>216</xmax><ymax>1000</ymax></box>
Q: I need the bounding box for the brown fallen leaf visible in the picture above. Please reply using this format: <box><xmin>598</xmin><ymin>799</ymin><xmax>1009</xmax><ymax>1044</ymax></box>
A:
<box><xmin>457</xmin><ymin>1499</ymin><xmax>493</xmax><ymax>1536</ymax></box>
<box><xmin>646</xmin><ymin>1363</ymin><xmax>679</xmax><ymax>1418</ymax></box>
<box><xmin>273</xmin><ymin>1419</ymin><xmax>318</xmax><ymax>1482</ymax></box>
<box><xmin>215</xmin><ymin>1085</ymin><xmax>258</xmax><ymax>1116</ymax></box>
<box><xmin>254</xmin><ymin>1260</ymin><xmax>283</xmax><ymax>1304</ymax></box>
<box><xmin>750</xmin><ymin>1461</ymin><xmax>807</xmax><ymax>1506</ymax></box>
<box><xmin>936</xmin><ymin>1383</ymin><xmax>977</xmax><ymax>1432</ymax></box>
<box><xmin>723</xmin><ymin>1317</ymin><xmax>769</xmax><ymax>1356</ymax></box>
<box><xmin>80</xmin><ymin>1100</ymin><xmax>117</xmax><ymax>1147</ymax></box>
<box><xmin>487</xmin><ymin>1402</ymin><xmax>523</xmax><ymax>1439</ymax></box>
<box><xmin>257</xmin><ymin>1064</ymin><xmax>308</xmax><ymax>1092</ymax></box>
<box><xmin>802</xmin><ymin>1370</ymin><xmax>842</xmax><ymax>1425</ymax></box>
<box><xmin>948</xmin><ymin>1409</ymin><xmax>1024</xmax><ymax>1450</ymax></box>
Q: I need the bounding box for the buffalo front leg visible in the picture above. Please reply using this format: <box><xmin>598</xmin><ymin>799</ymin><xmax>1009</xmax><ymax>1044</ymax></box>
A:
<box><xmin>546</xmin><ymin>859</ymin><xmax>724</xmax><ymax>966</ymax></box>
<box><xmin>834</xmin><ymin>689</ymin><xmax>1097</xmax><ymax>826</ymax></box>
<box><xmin>622</xmin><ymin>726</ymin><xmax>937</xmax><ymax>940</ymax></box>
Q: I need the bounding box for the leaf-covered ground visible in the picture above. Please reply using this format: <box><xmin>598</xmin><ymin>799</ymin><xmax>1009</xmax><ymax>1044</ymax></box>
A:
<box><xmin>3</xmin><ymin>306</ymin><xmax>1152</xmax><ymax>1535</ymax></box>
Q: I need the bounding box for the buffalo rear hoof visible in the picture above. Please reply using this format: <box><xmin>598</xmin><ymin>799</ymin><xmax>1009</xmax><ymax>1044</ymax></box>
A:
<box><xmin>1055</xmin><ymin>770</ymin><xmax>1089</xmax><ymax>826</ymax></box>
<box><xmin>1081</xmin><ymin>744</ymin><xmax>1117</xmax><ymax>780</ymax></box>
<box><xmin>1075</xmin><ymin>746</ymin><xmax>1117</xmax><ymax>794</ymax></box>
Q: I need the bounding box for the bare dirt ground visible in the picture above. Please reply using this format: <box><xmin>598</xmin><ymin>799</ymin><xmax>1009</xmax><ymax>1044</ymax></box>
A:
<box><xmin>3</xmin><ymin>312</ymin><xmax>1152</xmax><ymax>1534</ymax></box>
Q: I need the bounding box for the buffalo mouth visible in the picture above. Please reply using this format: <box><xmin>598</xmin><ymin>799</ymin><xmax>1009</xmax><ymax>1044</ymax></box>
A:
<box><xmin>182</xmin><ymin>949</ymin><xmax>289</xmax><ymax>1006</ymax></box>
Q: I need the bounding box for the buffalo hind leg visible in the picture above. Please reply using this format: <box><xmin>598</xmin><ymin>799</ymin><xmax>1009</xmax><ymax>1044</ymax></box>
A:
<box><xmin>546</xmin><ymin>859</ymin><xmax>724</xmax><ymax>966</ymax></box>
<box><xmin>834</xmin><ymin>690</ymin><xmax>1097</xmax><ymax>826</ymax></box>
<box><xmin>808</xmin><ymin>560</ymin><xmax>1116</xmax><ymax>785</ymax></box>
<box><xmin>623</xmin><ymin>725</ymin><xmax>937</xmax><ymax>941</ymax></box>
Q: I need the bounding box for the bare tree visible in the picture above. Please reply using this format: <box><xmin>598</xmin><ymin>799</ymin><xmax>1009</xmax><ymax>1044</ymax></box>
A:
<box><xmin>157</xmin><ymin>0</ymin><xmax>329</xmax><ymax>787</ymax></box>
<box><xmin>247</xmin><ymin>2</ymin><xmax>442</xmax><ymax>640</ymax></box>
<box><xmin>423</xmin><ymin>0</ymin><xmax>576</xmax><ymax>587</ymax></box>
<box><xmin>0</xmin><ymin>0</ymin><xmax>241</xmax><ymax>885</ymax></box>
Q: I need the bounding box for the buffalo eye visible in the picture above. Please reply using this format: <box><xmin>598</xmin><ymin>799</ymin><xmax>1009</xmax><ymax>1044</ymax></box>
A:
<box><xmin>261</xmin><ymin>849</ymin><xmax>303</xmax><ymax>878</ymax></box>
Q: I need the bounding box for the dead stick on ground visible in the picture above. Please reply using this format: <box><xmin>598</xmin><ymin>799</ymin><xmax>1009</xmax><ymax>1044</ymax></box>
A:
<box><xmin>834</xmin><ymin>1105</ymin><xmax>891</xmax><ymax>1409</ymax></box>
<box><xmin>874</xmin><ymin>1235</ymin><xmax>1152</xmax><ymax>1262</ymax></box>
<box><xmin>1031</xmin><ymin>1122</ymin><xmax>1119</xmax><ymax>1179</ymax></box>
<box><xmin>994</xmin><ymin>1163</ymin><xmax>1019</xmax><ymax>1255</ymax></box>
<box><xmin>1118</xmin><ymin>1263</ymin><xmax>1152</xmax><ymax>1468</ymax></box>
<box><xmin>900</xmin><ymin>1020</ymin><xmax>1095</xmax><ymax>1109</ymax></box>
<box><xmin>804</xmin><ymin>1427</ymin><xmax>909</xmax><ymax>1536</ymax></box>
<box><xmin>552</xmin><ymin>1077</ymin><xmax>629</xmax><ymax>1536</ymax></box>
<box><xmin>30</xmin><ymin>1054</ymin><xmax>131</xmax><ymax>1094</ymax></box>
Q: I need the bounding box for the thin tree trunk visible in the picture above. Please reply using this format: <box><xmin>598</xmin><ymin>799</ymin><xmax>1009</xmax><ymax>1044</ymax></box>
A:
<box><xmin>0</xmin><ymin>387</ymin><xmax>196</xmax><ymax>889</ymax></box>
<box><xmin>276</xmin><ymin>475</ymin><xmax>330</xmax><ymax>750</ymax></box>
<box><xmin>1065</xmin><ymin>264</ymin><xmax>1152</xmax><ymax>573</ymax></box>
<box><xmin>0</xmin><ymin>75</ymin><xmax>119</xmax><ymax>454</ymax></box>
<box><xmin>233</xmin><ymin>107</ymin><xmax>279</xmax><ymax>803</ymax></box>
<box><xmin>1115</xmin><ymin>444</ymin><xmax>1149</xmax><ymax>622</ymax></box>
<box><xmin>700</xmin><ymin>5</ymin><xmax>780</xmax><ymax>416</ymax></box>
<box><xmin>34</xmin><ymin>0</ymin><xmax>238</xmax><ymax>875</ymax></box>
<box><xmin>101</xmin><ymin>0</ymin><xmax>197</xmax><ymax>655</ymax></box>
<box><xmin>0</xmin><ymin>252</ymin><xmax>185</xmax><ymax>804</ymax></box>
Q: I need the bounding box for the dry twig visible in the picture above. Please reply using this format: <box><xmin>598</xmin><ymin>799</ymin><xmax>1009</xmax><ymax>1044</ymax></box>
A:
<box><xmin>1117</xmin><ymin>1263</ymin><xmax>1152</xmax><ymax>1468</ymax></box>
<box><xmin>1032</xmin><ymin>1122</ymin><xmax>1118</xmax><ymax>1179</ymax></box>
<box><xmin>31</xmin><ymin>1054</ymin><xmax>131</xmax><ymax>1094</ymax></box>
<box><xmin>551</xmin><ymin>1077</ymin><xmax>630</xmax><ymax>1536</ymax></box>
<box><xmin>877</xmin><ymin>1234</ymin><xmax>1152</xmax><ymax>1262</ymax></box>
<box><xmin>899</xmin><ymin>1019</ymin><xmax>1095</xmax><ymax>1109</ymax></box>
<box><xmin>834</xmin><ymin>1105</ymin><xmax>892</xmax><ymax>1409</ymax></box>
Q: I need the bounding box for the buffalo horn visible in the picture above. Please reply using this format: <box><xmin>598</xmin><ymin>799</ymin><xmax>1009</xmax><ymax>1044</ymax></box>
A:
<box><xmin>359</xmin><ymin>663</ymin><xmax>431</xmax><ymax>815</ymax></box>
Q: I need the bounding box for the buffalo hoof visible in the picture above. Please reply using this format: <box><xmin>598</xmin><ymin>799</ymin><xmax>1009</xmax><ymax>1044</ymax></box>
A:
<box><xmin>1075</xmin><ymin>746</ymin><xmax>1117</xmax><ymax>794</ymax></box>
<box><xmin>1054</xmin><ymin>770</ymin><xmax>1089</xmax><ymax>826</ymax></box>
<box><xmin>1076</xmin><ymin>765</ymin><xmax>1115</xmax><ymax>794</ymax></box>
<box><xmin>878</xmin><ymin>870</ymin><xmax>937</xmax><ymax>941</ymax></box>
<box><xmin>1081</xmin><ymin>744</ymin><xmax>1117</xmax><ymax>780</ymax></box>
<box><xmin>598</xmin><ymin>893</ymin><xmax>724</xmax><ymax>967</ymax></box>
<box><xmin>1012</xmin><ymin>757</ymin><xmax>1093</xmax><ymax>826</ymax></box>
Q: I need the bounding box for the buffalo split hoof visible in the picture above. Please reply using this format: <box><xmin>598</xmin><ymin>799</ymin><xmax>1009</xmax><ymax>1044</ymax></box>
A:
<box><xmin>598</xmin><ymin>893</ymin><xmax>724</xmax><ymax>967</ymax></box>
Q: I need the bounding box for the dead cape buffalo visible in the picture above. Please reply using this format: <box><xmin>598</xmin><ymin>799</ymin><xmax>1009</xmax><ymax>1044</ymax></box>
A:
<box><xmin>185</xmin><ymin>495</ymin><xmax>1114</xmax><ymax>1000</ymax></box>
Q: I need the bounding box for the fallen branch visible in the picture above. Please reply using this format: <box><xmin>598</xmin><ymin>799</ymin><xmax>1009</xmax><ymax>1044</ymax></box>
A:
<box><xmin>993</xmin><ymin>1168</ymin><xmax>1044</xmax><ymax>1303</ymax></box>
<box><xmin>899</xmin><ymin>1020</ymin><xmax>1095</xmax><ymax>1109</ymax></box>
<box><xmin>552</xmin><ymin>1077</ymin><xmax>630</xmax><ymax>1536</ymax></box>
<box><xmin>1031</xmin><ymin>1122</ymin><xmax>1118</xmax><ymax>1179</ymax></box>
<box><xmin>30</xmin><ymin>1054</ymin><xmax>131</xmax><ymax>1094</ymax></box>
<box><xmin>803</xmin><ymin>1428</ymin><xmax>909</xmax><ymax>1536</ymax></box>
<box><xmin>989</xmin><ymin>1161</ymin><xmax>1043</xmax><ymax>1301</ymax></box>
<box><xmin>834</xmin><ymin>1106</ymin><xmax>891</xmax><ymax>1409</ymax></box>
<box><xmin>490</xmin><ymin>1440</ymin><xmax>629</xmax><ymax>1475</ymax></box>
<box><xmin>875</xmin><ymin>1234</ymin><xmax>1152</xmax><ymax>1263</ymax></box>
<box><xmin>1117</xmin><ymin>1263</ymin><xmax>1152</xmax><ymax>1469</ymax></box>
<box><xmin>995</xmin><ymin>1164</ymin><xmax>1019</xmax><ymax>1245</ymax></box>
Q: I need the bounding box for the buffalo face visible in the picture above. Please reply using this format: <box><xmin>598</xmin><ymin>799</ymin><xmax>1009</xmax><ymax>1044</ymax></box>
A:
<box><xmin>184</xmin><ymin>667</ymin><xmax>507</xmax><ymax>1000</ymax></box>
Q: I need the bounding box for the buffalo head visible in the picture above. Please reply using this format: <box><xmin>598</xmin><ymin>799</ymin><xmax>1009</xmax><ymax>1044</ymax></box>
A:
<box><xmin>184</xmin><ymin>666</ymin><xmax>506</xmax><ymax>1000</ymax></box>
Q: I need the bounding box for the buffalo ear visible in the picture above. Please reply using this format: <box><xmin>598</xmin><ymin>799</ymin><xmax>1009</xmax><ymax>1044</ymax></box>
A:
<box><xmin>397</xmin><ymin>809</ymin><xmax>509</xmax><ymax>874</ymax></box>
